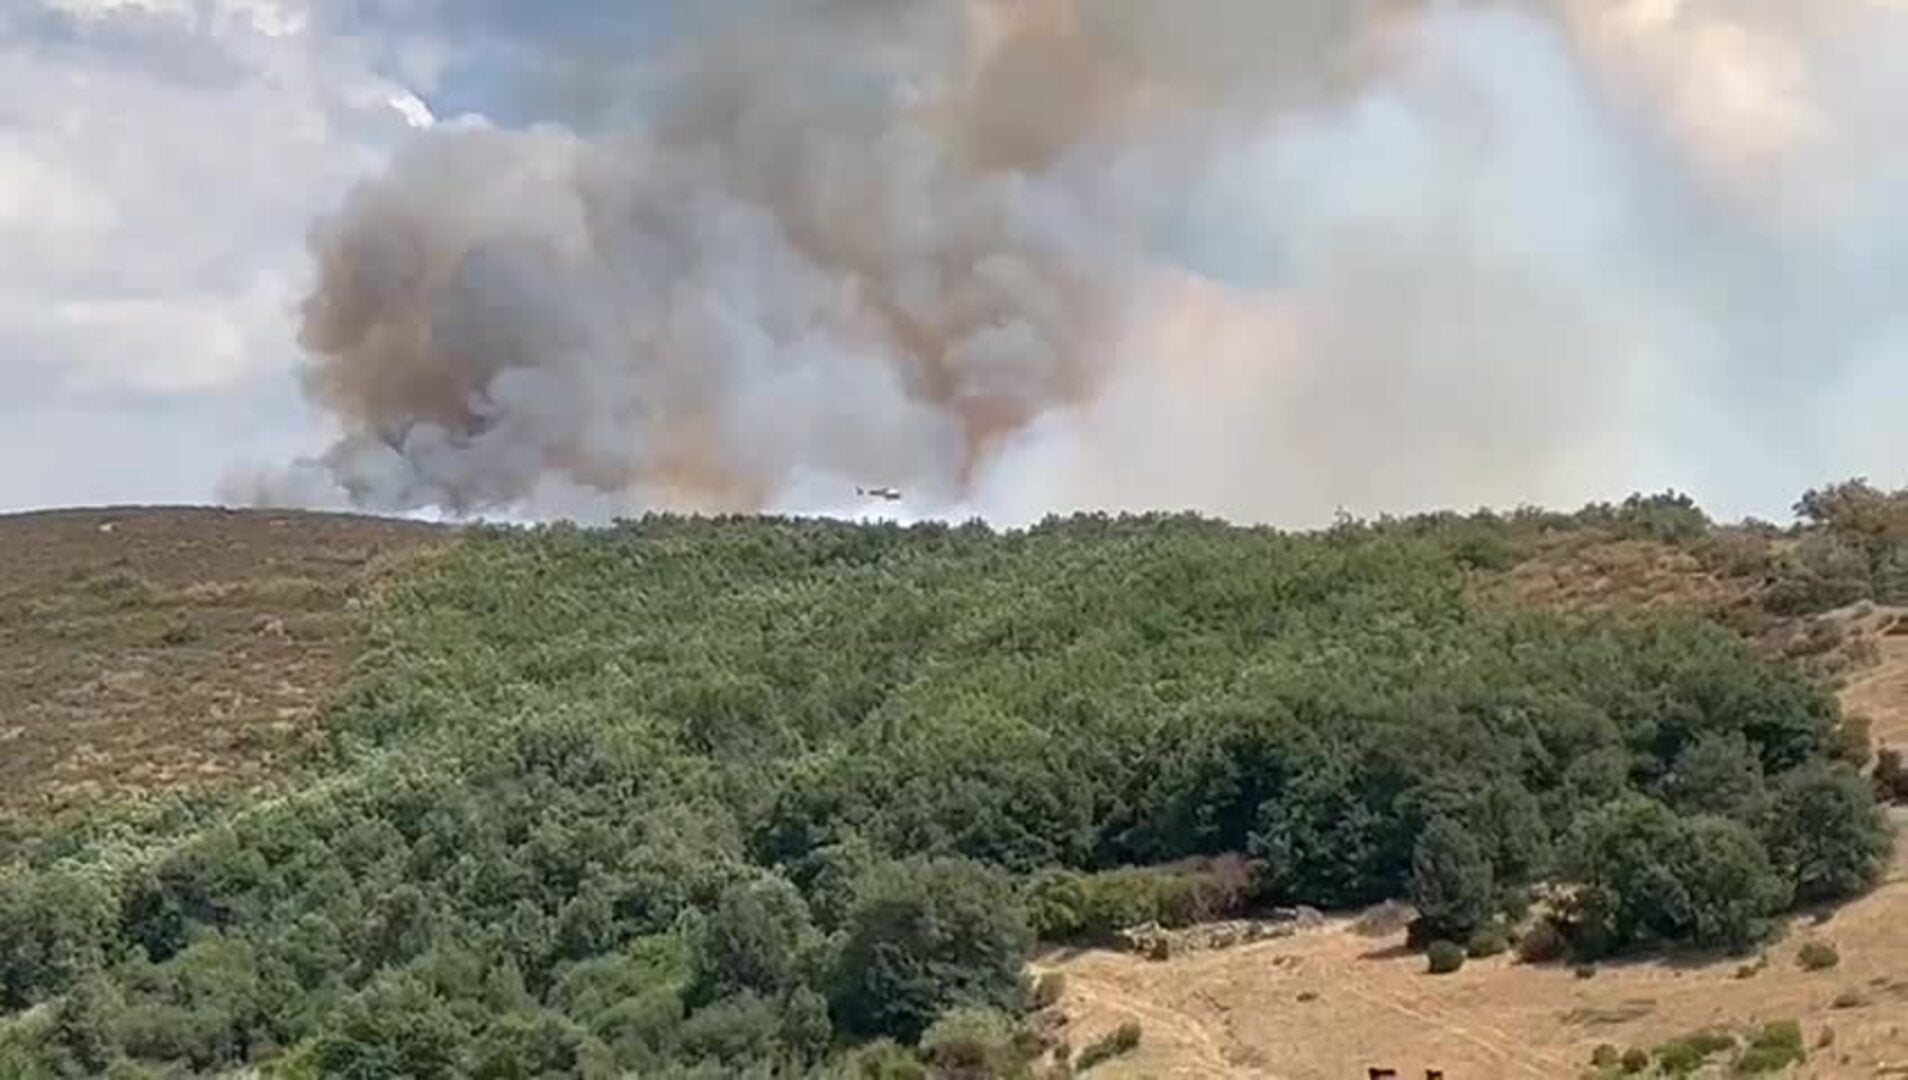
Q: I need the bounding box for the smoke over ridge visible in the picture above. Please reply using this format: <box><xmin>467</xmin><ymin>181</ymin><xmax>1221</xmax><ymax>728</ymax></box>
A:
<box><xmin>226</xmin><ymin>0</ymin><xmax>1908</xmax><ymax>526</ymax></box>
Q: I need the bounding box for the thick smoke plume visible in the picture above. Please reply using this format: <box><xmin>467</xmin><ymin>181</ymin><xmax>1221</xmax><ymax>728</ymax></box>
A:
<box><xmin>229</xmin><ymin>0</ymin><xmax>1908</xmax><ymax>525</ymax></box>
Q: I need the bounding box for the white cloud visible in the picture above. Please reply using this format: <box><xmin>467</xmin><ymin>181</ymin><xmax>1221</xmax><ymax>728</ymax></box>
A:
<box><xmin>0</xmin><ymin>0</ymin><xmax>430</xmax><ymax>508</ymax></box>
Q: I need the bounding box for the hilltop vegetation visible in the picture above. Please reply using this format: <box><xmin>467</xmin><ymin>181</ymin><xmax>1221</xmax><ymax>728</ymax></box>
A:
<box><xmin>1</xmin><ymin>483</ymin><xmax>1902</xmax><ymax>1078</ymax></box>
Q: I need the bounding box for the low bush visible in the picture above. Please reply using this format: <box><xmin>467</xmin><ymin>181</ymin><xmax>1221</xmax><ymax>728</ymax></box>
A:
<box><xmin>1027</xmin><ymin>858</ymin><xmax>1256</xmax><ymax>943</ymax></box>
<box><xmin>1797</xmin><ymin>941</ymin><xmax>1840</xmax><ymax>971</ymax></box>
<box><xmin>1590</xmin><ymin>1043</ymin><xmax>1620</xmax><ymax>1068</ymax></box>
<box><xmin>1514</xmin><ymin>920</ymin><xmax>1568</xmax><ymax>964</ymax></box>
<box><xmin>828</xmin><ymin>1039</ymin><xmax>927</xmax><ymax>1080</ymax></box>
<box><xmin>1465</xmin><ymin>925</ymin><xmax>1510</xmax><ymax>959</ymax></box>
<box><xmin>1733</xmin><ymin>1020</ymin><xmax>1805</xmax><ymax>1073</ymax></box>
<box><xmin>1075</xmin><ymin>1022</ymin><xmax>1141</xmax><ymax>1072</ymax></box>
<box><xmin>1830</xmin><ymin>989</ymin><xmax>1866</xmax><ymax>1010</ymax></box>
<box><xmin>1620</xmin><ymin>1047</ymin><xmax>1649</xmax><ymax>1074</ymax></box>
<box><xmin>1426</xmin><ymin>941</ymin><xmax>1465</xmax><ymax>975</ymax></box>
<box><xmin>1655</xmin><ymin>1030</ymin><xmax>1734</xmax><ymax>1075</ymax></box>
<box><xmin>920</xmin><ymin>1007</ymin><xmax>1029</xmax><ymax>1078</ymax></box>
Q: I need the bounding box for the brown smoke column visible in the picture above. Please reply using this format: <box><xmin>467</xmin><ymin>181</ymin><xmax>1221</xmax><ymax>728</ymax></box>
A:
<box><xmin>231</xmin><ymin>0</ymin><xmax>1908</xmax><ymax>523</ymax></box>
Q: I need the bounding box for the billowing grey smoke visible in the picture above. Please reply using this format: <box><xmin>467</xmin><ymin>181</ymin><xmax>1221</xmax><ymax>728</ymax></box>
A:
<box><xmin>229</xmin><ymin>0</ymin><xmax>1908</xmax><ymax>525</ymax></box>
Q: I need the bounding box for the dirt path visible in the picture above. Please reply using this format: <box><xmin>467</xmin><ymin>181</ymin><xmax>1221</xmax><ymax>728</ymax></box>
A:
<box><xmin>1050</xmin><ymin>969</ymin><xmax>1261</xmax><ymax>1079</ymax></box>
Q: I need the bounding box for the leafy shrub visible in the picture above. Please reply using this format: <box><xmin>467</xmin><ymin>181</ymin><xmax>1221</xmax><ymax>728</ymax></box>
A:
<box><xmin>824</xmin><ymin>1039</ymin><xmax>927</xmax><ymax>1080</ymax></box>
<box><xmin>1762</xmin><ymin>535</ymin><xmax>1874</xmax><ymax>616</ymax></box>
<box><xmin>1075</xmin><ymin>1022</ymin><xmax>1141</xmax><ymax>1071</ymax></box>
<box><xmin>919</xmin><ymin>1007</ymin><xmax>1025</xmax><ymax>1078</ymax></box>
<box><xmin>1733</xmin><ymin>1020</ymin><xmax>1804</xmax><ymax>1074</ymax></box>
<box><xmin>1662</xmin><ymin>733</ymin><xmax>1767</xmax><ymax>821</ymax></box>
<box><xmin>1464</xmin><ymin>925</ymin><xmax>1509</xmax><ymax>959</ymax></box>
<box><xmin>1830</xmin><ymin>989</ymin><xmax>1866</xmax><ymax>1009</ymax></box>
<box><xmin>1561</xmin><ymin>799</ymin><xmax>1789</xmax><ymax>957</ymax></box>
<box><xmin>1654</xmin><ymin>1029</ymin><xmax>1734</xmax><ymax>1075</ymax></box>
<box><xmin>1763</xmin><ymin>764</ymin><xmax>1893</xmax><ymax>903</ymax></box>
<box><xmin>675</xmin><ymin>992</ymin><xmax>784</xmax><ymax>1066</ymax></box>
<box><xmin>1514</xmin><ymin>920</ymin><xmax>1569</xmax><ymax>964</ymax></box>
<box><xmin>1611</xmin><ymin>491</ymin><xmax>1711</xmax><ymax>543</ymax></box>
<box><xmin>0</xmin><ymin>869</ymin><xmax>117</xmax><ymax>1009</ymax></box>
<box><xmin>1409</xmin><ymin>818</ymin><xmax>1495</xmax><ymax>942</ymax></box>
<box><xmin>463</xmin><ymin>1008</ymin><xmax>592</xmax><ymax>1079</ymax></box>
<box><xmin>691</xmin><ymin>875</ymin><xmax>817</xmax><ymax>1004</ymax></box>
<box><xmin>309</xmin><ymin>976</ymin><xmax>470</xmax><ymax>1080</ymax></box>
<box><xmin>1425</xmin><ymin>941</ymin><xmax>1465</xmax><ymax>975</ymax></box>
<box><xmin>1796</xmin><ymin>940</ymin><xmax>1840</xmax><ymax>971</ymax></box>
<box><xmin>829</xmin><ymin>858</ymin><xmax>1032</xmax><ymax>1044</ymax></box>
<box><xmin>1620</xmin><ymin>1047</ymin><xmax>1649</xmax><ymax>1074</ymax></box>
<box><xmin>1027</xmin><ymin>858</ymin><xmax>1257</xmax><ymax>943</ymax></box>
<box><xmin>1590</xmin><ymin>1043</ymin><xmax>1619</xmax><ymax>1068</ymax></box>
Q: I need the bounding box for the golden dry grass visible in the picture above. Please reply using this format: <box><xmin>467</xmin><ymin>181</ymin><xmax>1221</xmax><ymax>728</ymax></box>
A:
<box><xmin>0</xmin><ymin>506</ymin><xmax>446</xmax><ymax>814</ymax></box>
<box><xmin>1481</xmin><ymin>535</ymin><xmax>1748</xmax><ymax>624</ymax></box>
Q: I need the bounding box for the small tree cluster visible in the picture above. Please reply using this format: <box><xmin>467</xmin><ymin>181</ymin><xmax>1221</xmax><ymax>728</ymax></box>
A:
<box><xmin>1560</xmin><ymin>799</ymin><xmax>1790</xmax><ymax>957</ymax></box>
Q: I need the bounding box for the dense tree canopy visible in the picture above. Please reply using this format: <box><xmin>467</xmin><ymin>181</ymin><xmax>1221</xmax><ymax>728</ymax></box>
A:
<box><xmin>0</xmin><ymin>503</ymin><xmax>1895</xmax><ymax>1076</ymax></box>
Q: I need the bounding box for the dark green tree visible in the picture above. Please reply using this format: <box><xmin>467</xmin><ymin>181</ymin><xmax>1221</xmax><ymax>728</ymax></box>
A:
<box><xmin>1763</xmin><ymin>763</ymin><xmax>1893</xmax><ymax>902</ymax></box>
<box><xmin>0</xmin><ymin>870</ymin><xmax>115</xmax><ymax>1010</ymax></box>
<box><xmin>1662</xmin><ymin>732</ymin><xmax>1767</xmax><ymax>821</ymax></box>
<box><xmin>1563</xmin><ymin>799</ymin><xmax>1788</xmax><ymax>955</ymax></box>
<box><xmin>464</xmin><ymin>1009</ymin><xmax>594</xmax><ymax>1080</ymax></box>
<box><xmin>48</xmin><ymin>975</ymin><xmax>119</xmax><ymax>1076</ymax></box>
<box><xmin>691</xmin><ymin>876</ymin><xmax>816</xmax><ymax>1005</ymax></box>
<box><xmin>1409</xmin><ymin>817</ymin><xmax>1495</xmax><ymax>941</ymax></box>
<box><xmin>1674</xmin><ymin>816</ymin><xmax>1790</xmax><ymax>951</ymax></box>
<box><xmin>309</xmin><ymin>977</ymin><xmax>470</xmax><ymax>1080</ymax></box>
<box><xmin>829</xmin><ymin>858</ymin><xmax>1033</xmax><ymax>1044</ymax></box>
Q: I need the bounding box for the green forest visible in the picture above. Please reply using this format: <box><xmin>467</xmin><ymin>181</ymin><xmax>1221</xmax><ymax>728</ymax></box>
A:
<box><xmin>2</xmin><ymin>483</ymin><xmax>1902</xmax><ymax>1078</ymax></box>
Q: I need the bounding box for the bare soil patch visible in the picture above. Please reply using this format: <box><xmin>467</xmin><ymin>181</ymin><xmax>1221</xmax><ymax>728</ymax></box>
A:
<box><xmin>0</xmin><ymin>506</ymin><xmax>446</xmax><ymax>813</ymax></box>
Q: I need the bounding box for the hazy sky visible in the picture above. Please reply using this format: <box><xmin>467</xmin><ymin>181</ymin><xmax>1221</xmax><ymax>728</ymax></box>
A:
<box><xmin>4</xmin><ymin>1</ymin><xmax>1903</xmax><ymax>524</ymax></box>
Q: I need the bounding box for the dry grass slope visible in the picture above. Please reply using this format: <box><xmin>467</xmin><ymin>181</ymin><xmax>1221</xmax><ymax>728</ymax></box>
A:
<box><xmin>0</xmin><ymin>507</ymin><xmax>445</xmax><ymax>815</ymax></box>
